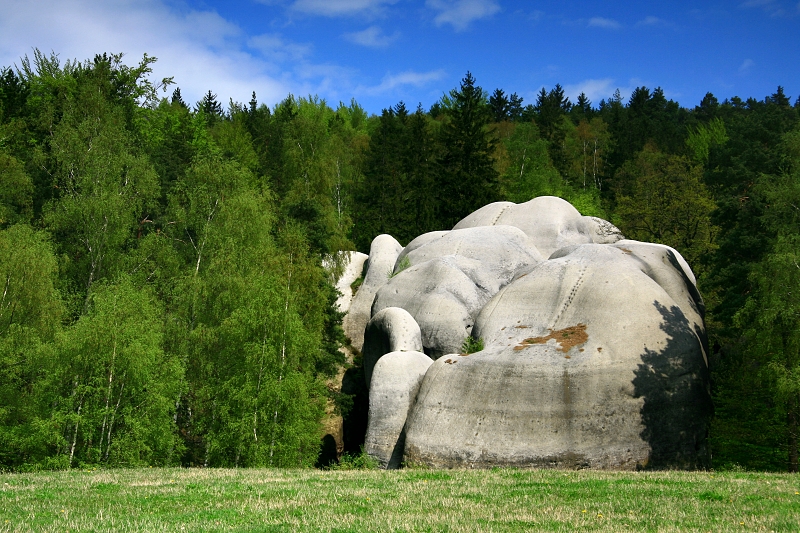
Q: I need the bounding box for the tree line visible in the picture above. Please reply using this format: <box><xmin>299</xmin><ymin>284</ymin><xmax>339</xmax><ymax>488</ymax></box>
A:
<box><xmin>0</xmin><ymin>50</ymin><xmax>798</xmax><ymax>471</ymax></box>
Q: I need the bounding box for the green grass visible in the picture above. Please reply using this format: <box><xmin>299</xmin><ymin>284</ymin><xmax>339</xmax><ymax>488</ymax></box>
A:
<box><xmin>1</xmin><ymin>468</ymin><xmax>798</xmax><ymax>532</ymax></box>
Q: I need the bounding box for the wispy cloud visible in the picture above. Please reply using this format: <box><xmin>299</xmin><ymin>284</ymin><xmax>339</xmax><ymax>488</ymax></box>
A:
<box><xmin>636</xmin><ymin>15</ymin><xmax>672</xmax><ymax>27</ymax></box>
<box><xmin>343</xmin><ymin>26</ymin><xmax>399</xmax><ymax>47</ymax></box>
<box><xmin>738</xmin><ymin>58</ymin><xmax>755</xmax><ymax>74</ymax></box>
<box><xmin>426</xmin><ymin>0</ymin><xmax>501</xmax><ymax>31</ymax></box>
<box><xmin>587</xmin><ymin>17</ymin><xmax>622</xmax><ymax>29</ymax></box>
<box><xmin>289</xmin><ymin>0</ymin><xmax>399</xmax><ymax>17</ymax></box>
<box><xmin>740</xmin><ymin>0</ymin><xmax>792</xmax><ymax>17</ymax></box>
<box><xmin>248</xmin><ymin>33</ymin><xmax>312</xmax><ymax>61</ymax></box>
<box><xmin>528</xmin><ymin>10</ymin><xmax>545</xmax><ymax>23</ymax></box>
<box><xmin>359</xmin><ymin>69</ymin><xmax>446</xmax><ymax>95</ymax></box>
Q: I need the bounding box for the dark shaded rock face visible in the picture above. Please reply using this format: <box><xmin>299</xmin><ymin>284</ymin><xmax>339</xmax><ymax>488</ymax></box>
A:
<box><xmin>346</xmin><ymin>197</ymin><xmax>711</xmax><ymax>470</ymax></box>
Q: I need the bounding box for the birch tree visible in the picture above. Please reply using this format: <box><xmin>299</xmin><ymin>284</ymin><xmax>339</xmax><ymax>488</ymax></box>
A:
<box><xmin>49</xmin><ymin>276</ymin><xmax>182</xmax><ymax>467</ymax></box>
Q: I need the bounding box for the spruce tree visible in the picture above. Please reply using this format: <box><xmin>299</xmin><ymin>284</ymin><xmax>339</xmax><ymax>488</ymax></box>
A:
<box><xmin>437</xmin><ymin>72</ymin><xmax>499</xmax><ymax>228</ymax></box>
<box><xmin>489</xmin><ymin>88</ymin><xmax>510</xmax><ymax>122</ymax></box>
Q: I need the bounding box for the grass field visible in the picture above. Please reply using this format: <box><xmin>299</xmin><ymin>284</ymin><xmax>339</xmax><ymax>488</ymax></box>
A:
<box><xmin>1</xmin><ymin>467</ymin><xmax>798</xmax><ymax>532</ymax></box>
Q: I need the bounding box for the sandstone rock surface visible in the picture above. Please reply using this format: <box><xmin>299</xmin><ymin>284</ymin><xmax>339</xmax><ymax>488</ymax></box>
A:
<box><xmin>363</xmin><ymin>307</ymin><xmax>424</xmax><ymax>389</ymax></box>
<box><xmin>405</xmin><ymin>244</ymin><xmax>710</xmax><ymax>469</ymax></box>
<box><xmin>346</xmin><ymin>235</ymin><xmax>403</xmax><ymax>351</ymax></box>
<box><xmin>364</xmin><ymin>350</ymin><xmax>433</xmax><ymax>468</ymax></box>
<box><xmin>354</xmin><ymin>198</ymin><xmax>711</xmax><ymax>470</ymax></box>
<box><xmin>453</xmin><ymin>196</ymin><xmax>594</xmax><ymax>257</ymax></box>
<box><xmin>335</xmin><ymin>251</ymin><xmax>369</xmax><ymax>315</ymax></box>
<box><xmin>583</xmin><ymin>216</ymin><xmax>625</xmax><ymax>244</ymax></box>
<box><xmin>372</xmin><ymin>225</ymin><xmax>542</xmax><ymax>357</ymax></box>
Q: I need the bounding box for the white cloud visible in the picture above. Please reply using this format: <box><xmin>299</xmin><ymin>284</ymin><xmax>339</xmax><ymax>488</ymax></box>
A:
<box><xmin>426</xmin><ymin>0</ymin><xmax>501</xmax><ymax>31</ymax></box>
<box><xmin>562</xmin><ymin>78</ymin><xmax>655</xmax><ymax>104</ymax></box>
<box><xmin>289</xmin><ymin>0</ymin><xmax>399</xmax><ymax>17</ymax></box>
<box><xmin>587</xmin><ymin>17</ymin><xmax>622</xmax><ymax>29</ymax></box>
<box><xmin>0</xmin><ymin>0</ymin><xmax>355</xmax><ymax>109</ymax></box>
<box><xmin>343</xmin><ymin>26</ymin><xmax>400</xmax><ymax>47</ymax></box>
<box><xmin>563</xmin><ymin>78</ymin><xmax>617</xmax><ymax>104</ymax></box>
<box><xmin>739</xmin><ymin>58</ymin><xmax>755</xmax><ymax>74</ymax></box>
<box><xmin>359</xmin><ymin>69</ymin><xmax>446</xmax><ymax>96</ymax></box>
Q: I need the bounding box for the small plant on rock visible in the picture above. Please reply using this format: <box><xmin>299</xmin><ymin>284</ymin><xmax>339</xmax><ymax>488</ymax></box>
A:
<box><xmin>350</xmin><ymin>276</ymin><xmax>363</xmax><ymax>295</ymax></box>
<box><xmin>460</xmin><ymin>336</ymin><xmax>484</xmax><ymax>355</ymax></box>
<box><xmin>387</xmin><ymin>255</ymin><xmax>411</xmax><ymax>279</ymax></box>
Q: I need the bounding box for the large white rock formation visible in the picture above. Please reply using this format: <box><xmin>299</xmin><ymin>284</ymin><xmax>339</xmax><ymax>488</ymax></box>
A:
<box><xmin>348</xmin><ymin>196</ymin><xmax>712</xmax><ymax>470</ymax></box>
<box><xmin>347</xmin><ymin>235</ymin><xmax>403</xmax><ymax>351</ymax></box>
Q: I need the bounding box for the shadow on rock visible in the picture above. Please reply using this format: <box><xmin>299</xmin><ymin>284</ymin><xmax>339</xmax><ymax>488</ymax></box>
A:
<box><xmin>633</xmin><ymin>301</ymin><xmax>713</xmax><ymax>469</ymax></box>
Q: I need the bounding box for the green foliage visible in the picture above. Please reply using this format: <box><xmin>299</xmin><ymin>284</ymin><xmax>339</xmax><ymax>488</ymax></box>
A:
<box><xmin>726</xmin><ymin>126</ymin><xmax>800</xmax><ymax>471</ymax></box>
<box><xmin>0</xmin><ymin>52</ymin><xmax>358</xmax><ymax>471</ymax></box>
<box><xmin>351</xmin><ymin>104</ymin><xmax>438</xmax><ymax>251</ymax></box>
<box><xmin>563</xmin><ymin>117</ymin><xmax>612</xmax><ymax>190</ymax></box>
<box><xmin>497</xmin><ymin>121</ymin><xmax>563</xmax><ymax>202</ymax></box>
<box><xmin>0</xmin><ymin>151</ymin><xmax>33</xmax><ymax>226</ymax></box>
<box><xmin>437</xmin><ymin>72</ymin><xmax>500</xmax><ymax>228</ymax></box>
<box><xmin>562</xmin><ymin>187</ymin><xmax>608</xmax><ymax>219</ymax></box>
<box><xmin>328</xmin><ymin>446</ymin><xmax>379</xmax><ymax>470</ymax></box>
<box><xmin>460</xmin><ymin>336</ymin><xmax>484</xmax><ymax>354</ymax></box>
<box><xmin>49</xmin><ymin>276</ymin><xmax>183</xmax><ymax>467</ymax></box>
<box><xmin>388</xmin><ymin>255</ymin><xmax>411</xmax><ymax>278</ymax></box>
<box><xmin>3</xmin><ymin>48</ymin><xmax>800</xmax><ymax>471</ymax></box>
<box><xmin>533</xmin><ymin>84</ymin><xmax>572</xmax><ymax>175</ymax></box>
<box><xmin>0</xmin><ymin>224</ymin><xmax>64</xmax><ymax>468</ymax></box>
<box><xmin>613</xmin><ymin>146</ymin><xmax>717</xmax><ymax>270</ymax></box>
<box><xmin>350</xmin><ymin>276</ymin><xmax>363</xmax><ymax>295</ymax></box>
<box><xmin>686</xmin><ymin>117</ymin><xmax>729</xmax><ymax>164</ymax></box>
<box><xmin>34</xmin><ymin>55</ymin><xmax>161</xmax><ymax>310</ymax></box>
<box><xmin>700</xmin><ymin>92</ymin><xmax>799</xmax><ymax>471</ymax></box>
<box><xmin>0</xmin><ymin>224</ymin><xmax>63</xmax><ymax>335</ymax></box>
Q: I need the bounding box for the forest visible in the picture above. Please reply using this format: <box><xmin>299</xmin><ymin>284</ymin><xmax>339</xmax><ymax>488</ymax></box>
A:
<box><xmin>0</xmin><ymin>50</ymin><xmax>798</xmax><ymax>472</ymax></box>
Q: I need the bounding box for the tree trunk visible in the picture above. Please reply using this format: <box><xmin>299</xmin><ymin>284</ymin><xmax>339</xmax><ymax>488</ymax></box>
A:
<box><xmin>98</xmin><ymin>339</ymin><xmax>117</xmax><ymax>457</ymax></box>
<box><xmin>104</xmin><ymin>379</ymin><xmax>125</xmax><ymax>461</ymax></box>
<box><xmin>69</xmin><ymin>399</ymin><xmax>83</xmax><ymax>467</ymax></box>
<box><xmin>269</xmin><ymin>252</ymin><xmax>293</xmax><ymax>465</ymax></box>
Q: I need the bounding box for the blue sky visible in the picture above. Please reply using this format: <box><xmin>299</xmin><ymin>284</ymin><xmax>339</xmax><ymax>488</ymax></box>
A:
<box><xmin>1</xmin><ymin>0</ymin><xmax>798</xmax><ymax>114</ymax></box>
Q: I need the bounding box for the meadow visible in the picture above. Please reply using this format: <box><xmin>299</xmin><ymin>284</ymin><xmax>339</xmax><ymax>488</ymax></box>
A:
<box><xmin>1</xmin><ymin>467</ymin><xmax>798</xmax><ymax>532</ymax></box>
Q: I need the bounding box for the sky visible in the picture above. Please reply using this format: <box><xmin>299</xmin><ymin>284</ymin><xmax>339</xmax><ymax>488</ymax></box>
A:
<box><xmin>1</xmin><ymin>0</ymin><xmax>798</xmax><ymax>115</ymax></box>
